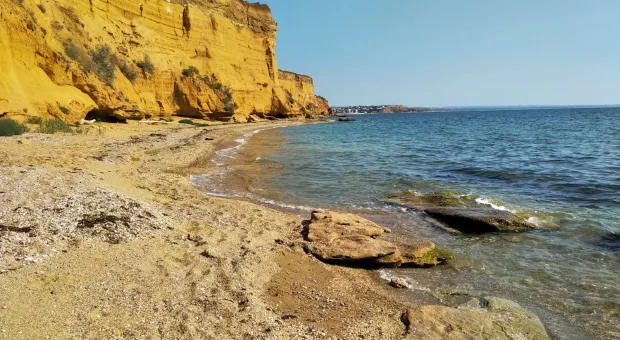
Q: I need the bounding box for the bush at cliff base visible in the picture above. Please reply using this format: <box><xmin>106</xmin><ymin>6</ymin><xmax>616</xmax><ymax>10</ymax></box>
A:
<box><xmin>0</xmin><ymin>118</ymin><xmax>29</xmax><ymax>136</ymax></box>
<box><xmin>39</xmin><ymin>119</ymin><xmax>73</xmax><ymax>134</ymax></box>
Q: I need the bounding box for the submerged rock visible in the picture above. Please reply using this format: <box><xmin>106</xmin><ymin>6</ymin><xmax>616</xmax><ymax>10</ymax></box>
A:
<box><xmin>338</xmin><ymin>117</ymin><xmax>356</xmax><ymax>122</ymax></box>
<box><xmin>598</xmin><ymin>232</ymin><xmax>620</xmax><ymax>254</ymax></box>
<box><xmin>403</xmin><ymin>297</ymin><xmax>549</xmax><ymax>339</ymax></box>
<box><xmin>424</xmin><ymin>207</ymin><xmax>533</xmax><ymax>233</ymax></box>
<box><xmin>303</xmin><ymin>211</ymin><xmax>452</xmax><ymax>267</ymax></box>
<box><xmin>387</xmin><ymin>191</ymin><xmax>536</xmax><ymax>234</ymax></box>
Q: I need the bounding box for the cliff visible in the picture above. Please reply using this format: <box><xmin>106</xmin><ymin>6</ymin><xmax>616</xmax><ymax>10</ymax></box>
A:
<box><xmin>277</xmin><ymin>70</ymin><xmax>329</xmax><ymax>118</ymax></box>
<box><xmin>0</xmin><ymin>0</ymin><xmax>328</xmax><ymax>123</ymax></box>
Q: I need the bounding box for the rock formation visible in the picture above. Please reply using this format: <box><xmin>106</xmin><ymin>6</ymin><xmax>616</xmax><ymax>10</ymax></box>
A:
<box><xmin>387</xmin><ymin>191</ymin><xmax>536</xmax><ymax>233</ymax></box>
<box><xmin>303</xmin><ymin>211</ymin><xmax>452</xmax><ymax>267</ymax></box>
<box><xmin>403</xmin><ymin>297</ymin><xmax>549</xmax><ymax>339</ymax></box>
<box><xmin>0</xmin><ymin>0</ymin><xmax>329</xmax><ymax>123</ymax></box>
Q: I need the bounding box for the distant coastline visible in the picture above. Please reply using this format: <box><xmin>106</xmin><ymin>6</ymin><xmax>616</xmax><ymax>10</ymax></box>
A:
<box><xmin>331</xmin><ymin>104</ymin><xmax>620</xmax><ymax>114</ymax></box>
<box><xmin>332</xmin><ymin>105</ymin><xmax>438</xmax><ymax>114</ymax></box>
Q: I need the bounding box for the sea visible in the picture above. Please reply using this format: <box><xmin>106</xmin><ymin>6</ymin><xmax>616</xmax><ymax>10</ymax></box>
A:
<box><xmin>191</xmin><ymin>107</ymin><xmax>620</xmax><ymax>339</ymax></box>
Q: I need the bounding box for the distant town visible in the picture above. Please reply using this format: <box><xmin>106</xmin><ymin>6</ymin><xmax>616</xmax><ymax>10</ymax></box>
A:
<box><xmin>331</xmin><ymin>105</ymin><xmax>438</xmax><ymax>114</ymax></box>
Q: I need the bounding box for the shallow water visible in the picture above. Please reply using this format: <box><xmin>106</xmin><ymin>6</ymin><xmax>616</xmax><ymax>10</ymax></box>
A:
<box><xmin>193</xmin><ymin>109</ymin><xmax>620</xmax><ymax>339</ymax></box>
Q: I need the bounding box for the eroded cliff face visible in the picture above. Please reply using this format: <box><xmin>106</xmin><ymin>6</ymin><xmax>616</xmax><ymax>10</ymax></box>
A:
<box><xmin>0</xmin><ymin>0</ymin><xmax>328</xmax><ymax>123</ymax></box>
<box><xmin>276</xmin><ymin>70</ymin><xmax>329</xmax><ymax>118</ymax></box>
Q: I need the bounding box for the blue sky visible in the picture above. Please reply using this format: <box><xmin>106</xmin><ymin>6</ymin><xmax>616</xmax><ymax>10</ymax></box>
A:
<box><xmin>261</xmin><ymin>0</ymin><xmax>620</xmax><ymax>107</ymax></box>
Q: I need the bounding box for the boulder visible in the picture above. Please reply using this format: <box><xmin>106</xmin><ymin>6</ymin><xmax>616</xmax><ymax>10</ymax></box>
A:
<box><xmin>424</xmin><ymin>207</ymin><xmax>534</xmax><ymax>233</ymax></box>
<box><xmin>304</xmin><ymin>211</ymin><xmax>451</xmax><ymax>267</ymax></box>
<box><xmin>402</xmin><ymin>297</ymin><xmax>549</xmax><ymax>339</ymax></box>
<box><xmin>387</xmin><ymin>191</ymin><xmax>536</xmax><ymax>234</ymax></box>
<box><xmin>306</xmin><ymin>235</ymin><xmax>399</xmax><ymax>263</ymax></box>
<box><xmin>389</xmin><ymin>279</ymin><xmax>408</xmax><ymax>288</ymax></box>
<box><xmin>307</xmin><ymin>210</ymin><xmax>390</xmax><ymax>243</ymax></box>
<box><xmin>109</xmin><ymin>104</ymin><xmax>145</xmax><ymax>122</ymax></box>
<box><xmin>230</xmin><ymin>112</ymin><xmax>248</xmax><ymax>123</ymax></box>
<box><xmin>386</xmin><ymin>236</ymin><xmax>453</xmax><ymax>266</ymax></box>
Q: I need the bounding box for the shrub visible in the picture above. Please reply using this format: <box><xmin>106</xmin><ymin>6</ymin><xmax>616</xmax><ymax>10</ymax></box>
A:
<box><xmin>64</xmin><ymin>41</ymin><xmax>80</xmax><ymax>59</ymax></box>
<box><xmin>182</xmin><ymin>66</ymin><xmax>199</xmax><ymax>77</ymax></box>
<box><xmin>64</xmin><ymin>41</ymin><xmax>96</xmax><ymax>73</ymax></box>
<box><xmin>136</xmin><ymin>55</ymin><xmax>155</xmax><ymax>78</ymax></box>
<box><xmin>25</xmin><ymin>116</ymin><xmax>43</xmax><ymax>124</ymax></box>
<box><xmin>220</xmin><ymin>86</ymin><xmax>234</xmax><ymax>113</ymax></box>
<box><xmin>286</xmin><ymin>90</ymin><xmax>295</xmax><ymax>104</ymax></box>
<box><xmin>89</xmin><ymin>45</ymin><xmax>115</xmax><ymax>85</ymax></box>
<box><xmin>117</xmin><ymin>60</ymin><xmax>138</xmax><ymax>82</ymax></box>
<box><xmin>0</xmin><ymin>118</ymin><xmax>29</xmax><ymax>136</ymax></box>
<box><xmin>200</xmin><ymin>75</ymin><xmax>234</xmax><ymax>113</ymax></box>
<box><xmin>37</xmin><ymin>3</ymin><xmax>46</xmax><ymax>13</ymax></box>
<box><xmin>202</xmin><ymin>76</ymin><xmax>222</xmax><ymax>90</ymax></box>
<box><xmin>39</xmin><ymin>119</ymin><xmax>73</xmax><ymax>134</ymax></box>
<box><xmin>179</xmin><ymin>119</ymin><xmax>209</xmax><ymax>127</ymax></box>
<box><xmin>58</xmin><ymin>6</ymin><xmax>81</xmax><ymax>26</ymax></box>
<box><xmin>59</xmin><ymin>106</ymin><xmax>70</xmax><ymax>115</ymax></box>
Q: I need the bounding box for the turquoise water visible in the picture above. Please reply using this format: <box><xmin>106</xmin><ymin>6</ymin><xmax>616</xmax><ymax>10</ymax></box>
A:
<box><xmin>194</xmin><ymin>108</ymin><xmax>620</xmax><ymax>339</ymax></box>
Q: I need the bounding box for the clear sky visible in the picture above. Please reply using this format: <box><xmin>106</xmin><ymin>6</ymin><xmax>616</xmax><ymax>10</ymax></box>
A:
<box><xmin>260</xmin><ymin>0</ymin><xmax>620</xmax><ymax>107</ymax></box>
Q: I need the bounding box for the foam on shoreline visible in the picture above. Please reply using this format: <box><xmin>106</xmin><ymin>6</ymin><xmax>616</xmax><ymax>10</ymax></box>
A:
<box><xmin>212</xmin><ymin>127</ymin><xmax>277</xmax><ymax>166</ymax></box>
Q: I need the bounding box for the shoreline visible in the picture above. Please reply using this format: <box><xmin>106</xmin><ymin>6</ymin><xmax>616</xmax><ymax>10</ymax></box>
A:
<box><xmin>0</xmin><ymin>120</ymin><xmax>550</xmax><ymax>339</ymax></box>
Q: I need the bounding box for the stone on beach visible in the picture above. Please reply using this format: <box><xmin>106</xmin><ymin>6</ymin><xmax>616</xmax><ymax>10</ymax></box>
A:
<box><xmin>306</xmin><ymin>210</ymin><xmax>391</xmax><ymax>242</ymax></box>
<box><xmin>304</xmin><ymin>210</ymin><xmax>452</xmax><ymax>267</ymax></box>
<box><xmin>307</xmin><ymin>235</ymin><xmax>399</xmax><ymax>262</ymax></box>
<box><xmin>389</xmin><ymin>279</ymin><xmax>408</xmax><ymax>288</ymax></box>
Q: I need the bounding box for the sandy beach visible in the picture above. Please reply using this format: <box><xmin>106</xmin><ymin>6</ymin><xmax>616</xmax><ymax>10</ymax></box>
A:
<box><xmin>0</xmin><ymin>120</ymin><xmax>549</xmax><ymax>339</ymax></box>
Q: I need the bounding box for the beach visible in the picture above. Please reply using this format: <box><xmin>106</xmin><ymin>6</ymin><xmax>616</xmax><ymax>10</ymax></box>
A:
<box><xmin>0</xmin><ymin>120</ymin><xmax>419</xmax><ymax>339</ymax></box>
<box><xmin>0</xmin><ymin>119</ymin><xmax>553</xmax><ymax>339</ymax></box>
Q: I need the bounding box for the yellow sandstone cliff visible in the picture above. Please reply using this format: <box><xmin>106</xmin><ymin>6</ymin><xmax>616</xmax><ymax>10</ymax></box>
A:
<box><xmin>0</xmin><ymin>0</ymin><xmax>329</xmax><ymax>123</ymax></box>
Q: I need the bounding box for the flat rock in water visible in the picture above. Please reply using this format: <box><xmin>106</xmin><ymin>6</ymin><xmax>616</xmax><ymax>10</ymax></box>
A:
<box><xmin>304</xmin><ymin>211</ymin><xmax>452</xmax><ymax>267</ymax></box>
<box><xmin>424</xmin><ymin>207</ymin><xmax>534</xmax><ymax>233</ymax></box>
<box><xmin>598</xmin><ymin>232</ymin><xmax>620</xmax><ymax>254</ymax></box>
<box><xmin>403</xmin><ymin>297</ymin><xmax>549</xmax><ymax>339</ymax></box>
<box><xmin>387</xmin><ymin>192</ymin><xmax>536</xmax><ymax>234</ymax></box>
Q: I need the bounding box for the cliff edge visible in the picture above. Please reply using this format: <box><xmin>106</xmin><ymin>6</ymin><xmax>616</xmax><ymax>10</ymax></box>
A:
<box><xmin>0</xmin><ymin>0</ymin><xmax>328</xmax><ymax>123</ymax></box>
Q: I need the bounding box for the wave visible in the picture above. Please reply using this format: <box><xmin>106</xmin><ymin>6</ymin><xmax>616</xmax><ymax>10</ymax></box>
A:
<box><xmin>377</xmin><ymin>269</ymin><xmax>431</xmax><ymax>293</ymax></box>
<box><xmin>212</xmin><ymin>127</ymin><xmax>276</xmax><ymax>166</ymax></box>
<box><xmin>474</xmin><ymin>197</ymin><xmax>512</xmax><ymax>212</ymax></box>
